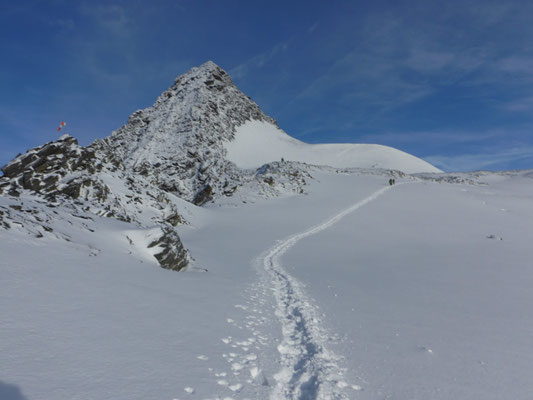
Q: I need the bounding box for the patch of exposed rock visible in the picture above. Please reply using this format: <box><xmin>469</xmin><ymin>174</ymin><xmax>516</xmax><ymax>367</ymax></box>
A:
<box><xmin>0</xmin><ymin>135</ymin><xmax>109</xmax><ymax>201</ymax></box>
<box><xmin>148</xmin><ymin>227</ymin><xmax>190</xmax><ymax>271</ymax></box>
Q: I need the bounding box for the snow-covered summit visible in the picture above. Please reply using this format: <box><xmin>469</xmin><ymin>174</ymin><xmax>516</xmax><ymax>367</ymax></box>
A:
<box><xmin>94</xmin><ymin>60</ymin><xmax>439</xmax><ymax>202</ymax></box>
<box><xmin>95</xmin><ymin>60</ymin><xmax>277</xmax><ymax>204</ymax></box>
<box><xmin>225</xmin><ymin>120</ymin><xmax>441</xmax><ymax>173</ymax></box>
<box><xmin>0</xmin><ymin>60</ymin><xmax>440</xmax><ymax>271</ymax></box>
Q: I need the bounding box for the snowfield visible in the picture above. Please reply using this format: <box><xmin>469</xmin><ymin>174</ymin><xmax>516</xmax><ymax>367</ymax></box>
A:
<box><xmin>3</xmin><ymin>61</ymin><xmax>527</xmax><ymax>400</ymax></box>
<box><xmin>2</xmin><ymin>168</ymin><xmax>533</xmax><ymax>400</ymax></box>
<box><xmin>224</xmin><ymin>120</ymin><xmax>442</xmax><ymax>173</ymax></box>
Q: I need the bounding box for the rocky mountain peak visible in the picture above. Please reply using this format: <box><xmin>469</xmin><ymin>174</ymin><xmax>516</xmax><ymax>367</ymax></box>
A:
<box><xmin>0</xmin><ymin>61</ymin><xmax>310</xmax><ymax>272</ymax></box>
<box><xmin>96</xmin><ymin>60</ymin><xmax>277</xmax><ymax>204</ymax></box>
<box><xmin>172</xmin><ymin>60</ymin><xmax>234</xmax><ymax>89</ymax></box>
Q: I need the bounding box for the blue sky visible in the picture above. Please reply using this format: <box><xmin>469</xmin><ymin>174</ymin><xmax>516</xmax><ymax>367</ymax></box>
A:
<box><xmin>1</xmin><ymin>0</ymin><xmax>533</xmax><ymax>171</ymax></box>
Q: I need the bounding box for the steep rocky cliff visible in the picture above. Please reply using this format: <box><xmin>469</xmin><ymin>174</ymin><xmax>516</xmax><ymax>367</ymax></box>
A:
<box><xmin>96</xmin><ymin>61</ymin><xmax>279</xmax><ymax>205</ymax></box>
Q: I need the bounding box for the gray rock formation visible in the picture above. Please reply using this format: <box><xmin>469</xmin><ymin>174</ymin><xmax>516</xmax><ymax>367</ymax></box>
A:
<box><xmin>148</xmin><ymin>227</ymin><xmax>190</xmax><ymax>271</ymax></box>
<box><xmin>95</xmin><ymin>61</ymin><xmax>278</xmax><ymax>202</ymax></box>
<box><xmin>0</xmin><ymin>135</ymin><xmax>109</xmax><ymax>201</ymax></box>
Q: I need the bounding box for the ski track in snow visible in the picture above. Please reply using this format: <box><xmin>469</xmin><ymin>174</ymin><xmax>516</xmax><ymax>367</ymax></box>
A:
<box><xmin>260</xmin><ymin>185</ymin><xmax>393</xmax><ymax>400</ymax></box>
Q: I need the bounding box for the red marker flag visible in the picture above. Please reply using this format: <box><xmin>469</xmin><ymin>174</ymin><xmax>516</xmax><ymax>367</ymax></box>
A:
<box><xmin>57</xmin><ymin>121</ymin><xmax>67</xmax><ymax>132</ymax></box>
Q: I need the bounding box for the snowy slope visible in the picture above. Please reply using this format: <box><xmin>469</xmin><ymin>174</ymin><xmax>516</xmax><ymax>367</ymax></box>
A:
<box><xmin>2</xmin><ymin>61</ymin><xmax>529</xmax><ymax>400</ymax></box>
<box><xmin>225</xmin><ymin>120</ymin><xmax>441</xmax><ymax>173</ymax></box>
<box><xmin>2</xmin><ymin>169</ymin><xmax>533</xmax><ymax>400</ymax></box>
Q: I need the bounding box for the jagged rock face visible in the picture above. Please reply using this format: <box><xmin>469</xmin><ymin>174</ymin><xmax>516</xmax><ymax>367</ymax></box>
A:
<box><xmin>0</xmin><ymin>135</ymin><xmax>109</xmax><ymax>201</ymax></box>
<box><xmin>0</xmin><ymin>134</ymin><xmax>186</xmax><ymax>225</ymax></box>
<box><xmin>0</xmin><ymin>134</ymin><xmax>190</xmax><ymax>271</ymax></box>
<box><xmin>96</xmin><ymin>61</ymin><xmax>277</xmax><ymax>203</ymax></box>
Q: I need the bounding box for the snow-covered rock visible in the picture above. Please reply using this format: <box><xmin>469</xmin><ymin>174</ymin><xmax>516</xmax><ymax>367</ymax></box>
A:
<box><xmin>95</xmin><ymin>60</ymin><xmax>279</xmax><ymax>204</ymax></box>
<box><xmin>0</xmin><ymin>134</ymin><xmax>192</xmax><ymax>270</ymax></box>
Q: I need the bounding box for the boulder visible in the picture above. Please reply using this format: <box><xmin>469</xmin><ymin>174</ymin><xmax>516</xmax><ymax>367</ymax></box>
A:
<box><xmin>147</xmin><ymin>227</ymin><xmax>189</xmax><ymax>271</ymax></box>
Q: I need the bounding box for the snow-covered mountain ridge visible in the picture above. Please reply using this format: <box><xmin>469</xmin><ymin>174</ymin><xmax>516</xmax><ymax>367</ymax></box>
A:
<box><xmin>90</xmin><ymin>60</ymin><xmax>440</xmax><ymax>202</ymax></box>
<box><xmin>225</xmin><ymin>120</ymin><xmax>441</xmax><ymax>173</ymax></box>
<box><xmin>95</xmin><ymin>61</ymin><xmax>282</xmax><ymax>205</ymax></box>
<box><xmin>0</xmin><ymin>61</ymin><xmax>440</xmax><ymax>273</ymax></box>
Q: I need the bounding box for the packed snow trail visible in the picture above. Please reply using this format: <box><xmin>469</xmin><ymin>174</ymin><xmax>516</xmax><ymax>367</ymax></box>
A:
<box><xmin>261</xmin><ymin>185</ymin><xmax>393</xmax><ymax>400</ymax></box>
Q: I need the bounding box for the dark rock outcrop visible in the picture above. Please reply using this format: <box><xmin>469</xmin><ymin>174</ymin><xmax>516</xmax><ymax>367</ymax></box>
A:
<box><xmin>148</xmin><ymin>227</ymin><xmax>189</xmax><ymax>271</ymax></box>
<box><xmin>0</xmin><ymin>134</ymin><xmax>189</xmax><ymax>271</ymax></box>
<box><xmin>0</xmin><ymin>135</ymin><xmax>106</xmax><ymax>200</ymax></box>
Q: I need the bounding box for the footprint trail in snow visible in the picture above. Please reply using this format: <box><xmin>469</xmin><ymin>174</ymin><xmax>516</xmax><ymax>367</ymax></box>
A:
<box><xmin>260</xmin><ymin>185</ymin><xmax>393</xmax><ymax>400</ymax></box>
<box><xmin>203</xmin><ymin>185</ymin><xmax>393</xmax><ymax>399</ymax></box>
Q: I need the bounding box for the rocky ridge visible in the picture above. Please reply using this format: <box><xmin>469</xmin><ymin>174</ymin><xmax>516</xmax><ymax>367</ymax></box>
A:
<box><xmin>96</xmin><ymin>60</ymin><xmax>280</xmax><ymax>205</ymax></box>
<box><xmin>0</xmin><ymin>61</ymin><xmax>313</xmax><ymax>271</ymax></box>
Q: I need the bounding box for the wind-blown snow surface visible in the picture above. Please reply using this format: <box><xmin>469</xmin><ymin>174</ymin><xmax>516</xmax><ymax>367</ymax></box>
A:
<box><xmin>2</xmin><ymin>169</ymin><xmax>533</xmax><ymax>400</ymax></box>
<box><xmin>224</xmin><ymin>120</ymin><xmax>441</xmax><ymax>173</ymax></box>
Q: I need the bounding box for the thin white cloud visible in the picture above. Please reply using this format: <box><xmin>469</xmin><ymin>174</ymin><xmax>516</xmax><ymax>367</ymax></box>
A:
<box><xmin>404</xmin><ymin>50</ymin><xmax>455</xmax><ymax>72</ymax></box>
<box><xmin>493</xmin><ymin>56</ymin><xmax>533</xmax><ymax>85</ymax></box>
<box><xmin>79</xmin><ymin>3</ymin><xmax>132</xmax><ymax>36</ymax></box>
<box><xmin>504</xmin><ymin>96</ymin><xmax>533</xmax><ymax>112</ymax></box>
<box><xmin>284</xmin><ymin>6</ymin><xmax>496</xmax><ymax>116</ymax></box>
<box><xmin>307</xmin><ymin>22</ymin><xmax>319</xmax><ymax>34</ymax></box>
<box><xmin>425</xmin><ymin>146</ymin><xmax>533</xmax><ymax>172</ymax></box>
<box><xmin>285</xmin><ymin>47</ymin><xmax>434</xmax><ymax>115</ymax></box>
<box><xmin>234</xmin><ymin>0</ymin><xmax>533</xmax><ymax>127</ymax></box>
<box><xmin>229</xmin><ymin>41</ymin><xmax>290</xmax><ymax>80</ymax></box>
<box><xmin>72</xmin><ymin>3</ymin><xmax>138</xmax><ymax>87</ymax></box>
<box><xmin>358</xmin><ymin>129</ymin><xmax>504</xmax><ymax>146</ymax></box>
